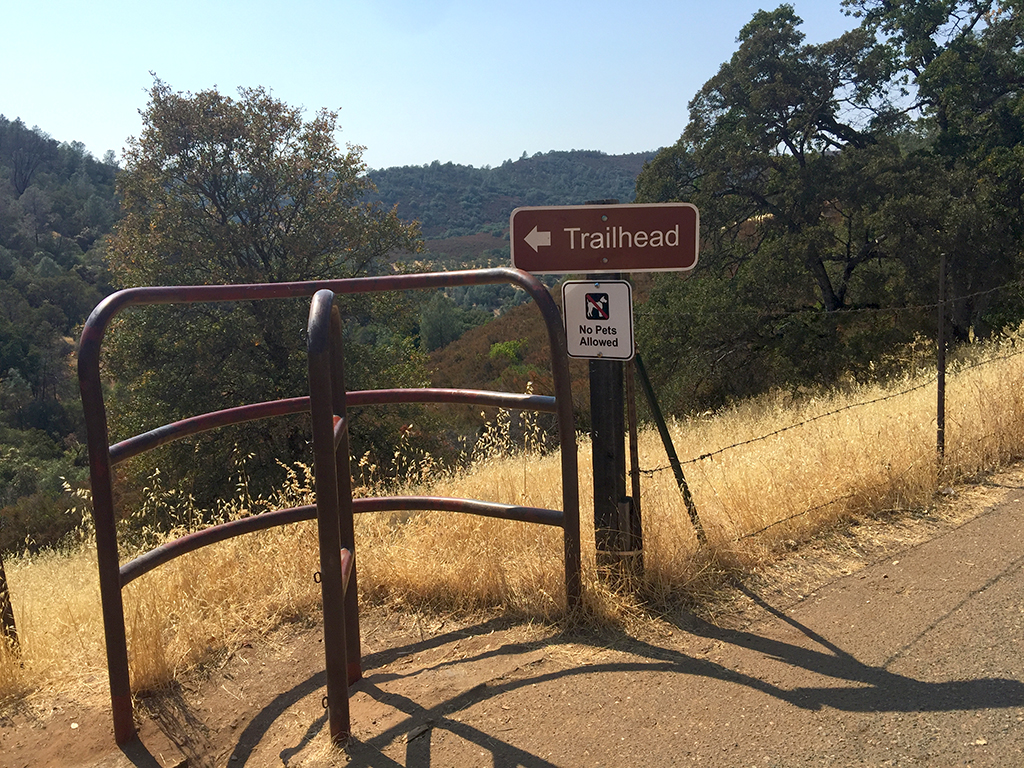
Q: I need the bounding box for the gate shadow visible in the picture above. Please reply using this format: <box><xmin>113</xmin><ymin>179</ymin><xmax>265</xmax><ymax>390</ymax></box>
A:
<box><xmin>192</xmin><ymin>589</ymin><xmax>1024</xmax><ymax>767</ymax></box>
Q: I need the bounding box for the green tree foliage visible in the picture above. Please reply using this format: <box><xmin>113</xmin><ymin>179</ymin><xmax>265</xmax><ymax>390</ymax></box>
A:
<box><xmin>683</xmin><ymin>7</ymin><xmax>899</xmax><ymax>312</ymax></box>
<box><xmin>847</xmin><ymin>0</ymin><xmax>1024</xmax><ymax>337</ymax></box>
<box><xmin>0</xmin><ymin>116</ymin><xmax>119</xmax><ymax>550</ymax></box>
<box><xmin>635</xmin><ymin>2</ymin><xmax>1024</xmax><ymax>413</ymax></box>
<box><xmin>109</xmin><ymin>80</ymin><xmax>419</xmax><ymax>286</ymax></box>
<box><xmin>370</xmin><ymin>150</ymin><xmax>656</xmax><ymax>238</ymax></box>
<box><xmin>419</xmin><ymin>291</ymin><xmax>490</xmax><ymax>352</ymax></box>
<box><xmin>105</xmin><ymin>80</ymin><xmax>425</xmax><ymax>508</ymax></box>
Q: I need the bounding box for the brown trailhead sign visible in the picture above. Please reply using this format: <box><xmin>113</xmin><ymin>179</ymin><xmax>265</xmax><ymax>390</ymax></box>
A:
<box><xmin>510</xmin><ymin>202</ymin><xmax>699</xmax><ymax>274</ymax></box>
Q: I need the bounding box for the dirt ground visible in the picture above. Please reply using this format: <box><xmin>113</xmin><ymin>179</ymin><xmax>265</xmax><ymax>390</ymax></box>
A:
<box><xmin>3</xmin><ymin>465</ymin><xmax>1024</xmax><ymax>767</ymax></box>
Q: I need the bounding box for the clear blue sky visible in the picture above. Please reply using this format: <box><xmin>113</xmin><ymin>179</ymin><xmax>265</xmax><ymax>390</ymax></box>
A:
<box><xmin>2</xmin><ymin>0</ymin><xmax>859</xmax><ymax>170</ymax></box>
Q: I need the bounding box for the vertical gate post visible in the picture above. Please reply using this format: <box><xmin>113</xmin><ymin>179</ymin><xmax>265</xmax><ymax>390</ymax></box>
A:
<box><xmin>329</xmin><ymin>304</ymin><xmax>361</xmax><ymax>685</ymax></box>
<box><xmin>582</xmin><ymin>199</ymin><xmax>632</xmax><ymax>578</ymax></box>
<box><xmin>590</xmin><ymin>353</ymin><xmax>627</xmax><ymax>570</ymax></box>
<box><xmin>586</xmin><ymin>264</ymin><xmax>628</xmax><ymax>575</ymax></box>
<box><xmin>79</xmin><ymin>308</ymin><xmax>136</xmax><ymax>746</ymax></box>
<box><xmin>937</xmin><ymin>251</ymin><xmax>946</xmax><ymax>466</ymax></box>
<box><xmin>308</xmin><ymin>290</ymin><xmax>351</xmax><ymax>745</ymax></box>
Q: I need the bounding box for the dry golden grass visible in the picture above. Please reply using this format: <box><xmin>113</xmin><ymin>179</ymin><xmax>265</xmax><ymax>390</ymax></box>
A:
<box><xmin>1</xmin><ymin>545</ymin><xmax>107</xmax><ymax>705</ymax></box>
<box><xmin>3</xmin><ymin>327</ymin><xmax>1024</xmax><ymax>707</ymax></box>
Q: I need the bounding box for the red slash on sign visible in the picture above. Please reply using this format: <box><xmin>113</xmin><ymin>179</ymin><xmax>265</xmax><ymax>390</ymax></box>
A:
<box><xmin>585</xmin><ymin>293</ymin><xmax>609</xmax><ymax>320</ymax></box>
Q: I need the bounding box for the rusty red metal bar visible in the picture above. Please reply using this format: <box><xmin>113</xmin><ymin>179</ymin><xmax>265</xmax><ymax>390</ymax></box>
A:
<box><xmin>117</xmin><ymin>495</ymin><xmax>566</xmax><ymax>588</ymax></box>
<box><xmin>77</xmin><ymin>268</ymin><xmax>580</xmax><ymax>747</ymax></box>
<box><xmin>118</xmin><ymin>505</ymin><xmax>318</xmax><ymax>585</ymax></box>
<box><xmin>307</xmin><ymin>290</ymin><xmax>353</xmax><ymax>743</ymax></box>
<box><xmin>352</xmin><ymin>496</ymin><xmax>566</xmax><ymax>526</ymax></box>
<box><xmin>328</xmin><ymin>303</ymin><xmax>363</xmax><ymax>691</ymax></box>
<box><xmin>109</xmin><ymin>398</ymin><xmax>311</xmax><ymax>465</ymax></box>
<box><xmin>109</xmin><ymin>390</ymin><xmax>555</xmax><ymax>466</ymax></box>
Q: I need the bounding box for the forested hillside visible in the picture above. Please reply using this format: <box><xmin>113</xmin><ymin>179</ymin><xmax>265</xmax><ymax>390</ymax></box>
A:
<box><xmin>0</xmin><ymin>116</ymin><xmax>120</xmax><ymax>548</ymax></box>
<box><xmin>424</xmin><ymin>0</ymin><xmax>1024</xmax><ymax>431</ymax></box>
<box><xmin>369</xmin><ymin>150</ymin><xmax>656</xmax><ymax>239</ymax></box>
<box><xmin>371</xmin><ymin>150</ymin><xmax>657</xmax><ymax>341</ymax></box>
<box><xmin>0</xmin><ymin>105</ymin><xmax>654</xmax><ymax>550</ymax></box>
<box><xmin>630</xmin><ymin>1</ymin><xmax>1024</xmax><ymax>416</ymax></box>
<box><xmin>2</xmin><ymin>0</ymin><xmax>1021</xmax><ymax>553</ymax></box>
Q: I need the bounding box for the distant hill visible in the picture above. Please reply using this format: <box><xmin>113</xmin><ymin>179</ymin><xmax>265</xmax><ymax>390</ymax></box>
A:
<box><xmin>427</xmin><ymin>288</ymin><xmax>592</xmax><ymax>440</ymax></box>
<box><xmin>369</xmin><ymin>149</ymin><xmax>660</xmax><ymax>326</ymax></box>
<box><xmin>368</xmin><ymin>149</ymin><xmax>658</xmax><ymax>240</ymax></box>
<box><xmin>0</xmin><ymin>115</ymin><xmax>120</xmax><ymax>549</ymax></box>
<box><xmin>427</xmin><ymin>274</ymin><xmax>658</xmax><ymax>422</ymax></box>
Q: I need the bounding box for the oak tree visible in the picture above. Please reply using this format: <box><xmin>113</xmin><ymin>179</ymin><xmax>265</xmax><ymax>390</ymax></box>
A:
<box><xmin>846</xmin><ymin>0</ymin><xmax>1024</xmax><ymax>337</ymax></box>
<box><xmin>106</xmin><ymin>80</ymin><xmax>424</xmax><ymax>508</ymax></box>
<box><xmin>635</xmin><ymin>6</ymin><xmax>916</xmax><ymax>408</ymax></box>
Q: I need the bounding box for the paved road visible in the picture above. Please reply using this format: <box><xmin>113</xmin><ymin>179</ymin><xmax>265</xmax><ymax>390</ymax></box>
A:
<box><xmin>337</xmin><ymin>485</ymin><xmax>1024</xmax><ymax>767</ymax></box>
<box><xmin>72</xmin><ymin>476</ymin><xmax>1024</xmax><ymax>767</ymax></box>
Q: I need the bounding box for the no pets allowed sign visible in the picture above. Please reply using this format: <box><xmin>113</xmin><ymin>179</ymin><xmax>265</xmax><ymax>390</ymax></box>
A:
<box><xmin>561</xmin><ymin>280</ymin><xmax>634</xmax><ymax>360</ymax></box>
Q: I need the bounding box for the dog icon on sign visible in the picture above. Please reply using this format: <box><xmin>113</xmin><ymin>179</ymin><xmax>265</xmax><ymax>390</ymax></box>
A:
<box><xmin>585</xmin><ymin>293</ymin><xmax>609</xmax><ymax>320</ymax></box>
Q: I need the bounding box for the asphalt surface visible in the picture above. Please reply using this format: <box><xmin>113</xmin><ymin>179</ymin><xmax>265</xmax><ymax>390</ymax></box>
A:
<box><xmin>339</xmin><ymin>488</ymin><xmax>1024</xmax><ymax>767</ymax></box>
<box><xmin>67</xmin><ymin>477</ymin><xmax>1024</xmax><ymax>767</ymax></box>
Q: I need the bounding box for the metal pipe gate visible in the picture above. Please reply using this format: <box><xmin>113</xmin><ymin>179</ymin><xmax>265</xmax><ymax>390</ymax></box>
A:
<box><xmin>77</xmin><ymin>268</ymin><xmax>581</xmax><ymax>746</ymax></box>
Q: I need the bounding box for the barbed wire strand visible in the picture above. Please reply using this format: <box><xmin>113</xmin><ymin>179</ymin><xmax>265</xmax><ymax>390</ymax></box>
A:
<box><xmin>637</xmin><ymin>376</ymin><xmax>935</xmax><ymax>476</ymax></box>
<box><xmin>622</xmin><ymin>277</ymin><xmax>1024</xmax><ymax>550</ymax></box>
<box><xmin>634</xmin><ymin>281</ymin><xmax>1022</xmax><ymax>321</ymax></box>
<box><xmin>732</xmin><ymin>445</ymin><xmax>936</xmax><ymax>543</ymax></box>
<box><xmin>637</xmin><ymin>344</ymin><xmax>1024</xmax><ymax>479</ymax></box>
<box><xmin>728</xmin><ymin>421</ymin><xmax>1019</xmax><ymax>545</ymax></box>
<box><xmin>631</xmin><ymin>346</ymin><xmax>1024</xmax><ymax>546</ymax></box>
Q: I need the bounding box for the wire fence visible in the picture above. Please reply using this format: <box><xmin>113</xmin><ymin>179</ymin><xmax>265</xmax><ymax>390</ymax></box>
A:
<box><xmin>631</xmin><ymin>279</ymin><xmax>1024</xmax><ymax>546</ymax></box>
<box><xmin>638</xmin><ymin>374</ymin><xmax>938</xmax><ymax>473</ymax></box>
<box><xmin>632</xmin><ymin>282</ymin><xmax>1020</xmax><ymax>322</ymax></box>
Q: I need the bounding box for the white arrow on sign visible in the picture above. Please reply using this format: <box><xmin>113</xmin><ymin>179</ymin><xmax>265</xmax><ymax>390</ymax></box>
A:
<box><xmin>524</xmin><ymin>226</ymin><xmax>551</xmax><ymax>252</ymax></box>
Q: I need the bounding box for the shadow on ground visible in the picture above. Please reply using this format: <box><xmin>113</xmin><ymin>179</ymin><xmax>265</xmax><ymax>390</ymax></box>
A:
<box><xmin>125</xmin><ymin>576</ymin><xmax>1024</xmax><ymax>767</ymax></box>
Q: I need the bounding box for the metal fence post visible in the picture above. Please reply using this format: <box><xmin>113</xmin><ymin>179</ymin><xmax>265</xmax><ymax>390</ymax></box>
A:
<box><xmin>308</xmin><ymin>289</ymin><xmax>352</xmax><ymax>745</ymax></box>
<box><xmin>590</xmin><ymin>347</ymin><xmax>627</xmax><ymax>570</ymax></box>
<box><xmin>634</xmin><ymin>354</ymin><xmax>706</xmax><ymax>545</ymax></box>
<box><xmin>0</xmin><ymin>547</ymin><xmax>17</xmax><ymax>650</ymax></box>
<box><xmin>937</xmin><ymin>251</ymin><xmax>946</xmax><ymax>466</ymax></box>
<box><xmin>624</xmin><ymin>360</ymin><xmax>644</xmax><ymax>575</ymax></box>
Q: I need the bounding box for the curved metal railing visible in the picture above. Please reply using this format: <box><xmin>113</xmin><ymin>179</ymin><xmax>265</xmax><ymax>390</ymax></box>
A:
<box><xmin>78</xmin><ymin>268</ymin><xmax>580</xmax><ymax>746</ymax></box>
